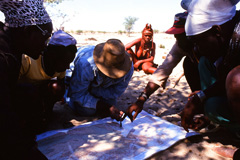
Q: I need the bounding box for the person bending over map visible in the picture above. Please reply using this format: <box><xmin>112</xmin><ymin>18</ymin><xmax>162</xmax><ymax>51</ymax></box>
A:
<box><xmin>65</xmin><ymin>39</ymin><xmax>134</xmax><ymax>121</ymax></box>
<box><xmin>18</xmin><ymin>30</ymin><xmax>77</xmax><ymax>128</ymax></box>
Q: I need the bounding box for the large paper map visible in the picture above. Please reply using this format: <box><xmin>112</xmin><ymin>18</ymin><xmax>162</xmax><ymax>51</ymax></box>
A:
<box><xmin>37</xmin><ymin>111</ymin><xmax>197</xmax><ymax>160</ymax></box>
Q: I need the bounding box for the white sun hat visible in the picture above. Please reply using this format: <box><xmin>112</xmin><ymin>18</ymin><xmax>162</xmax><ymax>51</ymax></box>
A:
<box><xmin>185</xmin><ymin>0</ymin><xmax>238</xmax><ymax>36</ymax></box>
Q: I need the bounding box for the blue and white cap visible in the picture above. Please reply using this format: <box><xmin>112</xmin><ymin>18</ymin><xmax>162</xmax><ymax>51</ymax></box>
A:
<box><xmin>48</xmin><ymin>30</ymin><xmax>77</xmax><ymax>47</ymax></box>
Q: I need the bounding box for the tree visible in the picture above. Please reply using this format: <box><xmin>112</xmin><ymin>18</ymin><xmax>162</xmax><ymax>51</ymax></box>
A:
<box><xmin>44</xmin><ymin>0</ymin><xmax>73</xmax><ymax>31</ymax></box>
<box><xmin>123</xmin><ymin>16</ymin><xmax>138</xmax><ymax>36</ymax></box>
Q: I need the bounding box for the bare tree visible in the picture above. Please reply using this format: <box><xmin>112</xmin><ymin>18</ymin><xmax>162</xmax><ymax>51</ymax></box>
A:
<box><xmin>44</xmin><ymin>0</ymin><xmax>73</xmax><ymax>31</ymax></box>
<box><xmin>44</xmin><ymin>0</ymin><xmax>63</xmax><ymax>4</ymax></box>
<box><xmin>123</xmin><ymin>16</ymin><xmax>138</xmax><ymax>36</ymax></box>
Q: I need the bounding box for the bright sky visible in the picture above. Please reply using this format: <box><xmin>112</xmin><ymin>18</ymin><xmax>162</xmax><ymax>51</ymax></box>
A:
<box><xmin>1</xmin><ymin>1</ymin><xmax>240</xmax><ymax>32</ymax></box>
<box><xmin>48</xmin><ymin>0</ymin><xmax>185</xmax><ymax>32</ymax></box>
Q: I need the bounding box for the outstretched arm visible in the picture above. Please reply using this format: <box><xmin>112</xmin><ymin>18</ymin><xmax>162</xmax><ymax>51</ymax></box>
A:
<box><xmin>126</xmin><ymin>81</ymin><xmax>160</xmax><ymax>121</ymax></box>
<box><xmin>125</xmin><ymin>38</ymin><xmax>141</xmax><ymax>51</ymax></box>
<box><xmin>127</xmin><ymin>42</ymin><xmax>187</xmax><ymax>121</ymax></box>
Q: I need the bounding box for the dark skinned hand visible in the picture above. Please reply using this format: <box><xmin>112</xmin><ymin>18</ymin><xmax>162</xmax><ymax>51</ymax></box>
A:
<box><xmin>126</xmin><ymin>98</ymin><xmax>144</xmax><ymax>122</ymax></box>
<box><xmin>109</xmin><ymin>106</ymin><xmax>124</xmax><ymax>121</ymax></box>
<box><xmin>96</xmin><ymin>100</ymin><xmax>124</xmax><ymax>121</ymax></box>
<box><xmin>181</xmin><ymin>94</ymin><xmax>201</xmax><ymax>132</ymax></box>
<box><xmin>192</xmin><ymin>116</ymin><xmax>210</xmax><ymax>131</ymax></box>
<box><xmin>47</xmin><ymin>80</ymin><xmax>65</xmax><ymax>97</ymax></box>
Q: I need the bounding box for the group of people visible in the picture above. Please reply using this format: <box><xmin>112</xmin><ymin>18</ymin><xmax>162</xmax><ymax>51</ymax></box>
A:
<box><xmin>125</xmin><ymin>0</ymin><xmax>240</xmax><ymax>159</ymax></box>
<box><xmin>0</xmin><ymin>1</ymin><xmax>134</xmax><ymax>159</ymax></box>
<box><xmin>0</xmin><ymin>0</ymin><xmax>78</xmax><ymax>159</ymax></box>
<box><xmin>126</xmin><ymin>0</ymin><xmax>240</xmax><ymax>159</ymax></box>
<box><xmin>0</xmin><ymin>0</ymin><xmax>53</xmax><ymax>159</ymax></box>
<box><xmin>181</xmin><ymin>0</ymin><xmax>240</xmax><ymax>158</ymax></box>
<box><xmin>1</xmin><ymin>0</ymin><xmax>240</xmax><ymax>159</ymax></box>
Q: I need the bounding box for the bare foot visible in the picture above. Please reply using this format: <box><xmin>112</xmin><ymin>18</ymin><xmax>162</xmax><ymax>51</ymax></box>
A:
<box><xmin>212</xmin><ymin>146</ymin><xmax>238</xmax><ymax>158</ymax></box>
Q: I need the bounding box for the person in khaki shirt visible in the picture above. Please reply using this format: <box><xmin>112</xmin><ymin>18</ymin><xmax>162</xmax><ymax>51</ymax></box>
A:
<box><xmin>0</xmin><ymin>0</ymin><xmax>53</xmax><ymax>159</ymax></box>
<box><xmin>18</xmin><ymin>30</ymin><xmax>77</xmax><ymax>130</ymax></box>
<box><xmin>20</xmin><ymin>54</ymin><xmax>66</xmax><ymax>83</ymax></box>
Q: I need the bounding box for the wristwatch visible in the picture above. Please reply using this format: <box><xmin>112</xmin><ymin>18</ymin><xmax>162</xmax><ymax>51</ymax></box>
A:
<box><xmin>195</xmin><ymin>90</ymin><xmax>206</xmax><ymax>102</ymax></box>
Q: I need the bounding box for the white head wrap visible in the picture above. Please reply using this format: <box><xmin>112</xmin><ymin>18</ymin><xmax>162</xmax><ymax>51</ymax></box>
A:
<box><xmin>0</xmin><ymin>0</ymin><xmax>52</xmax><ymax>28</ymax></box>
<box><xmin>185</xmin><ymin>0</ymin><xmax>237</xmax><ymax>36</ymax></box>
<box><xmin>48</xmin><ymin>30</ymin><xmax>77</xmax><ymax>47</ymax></box>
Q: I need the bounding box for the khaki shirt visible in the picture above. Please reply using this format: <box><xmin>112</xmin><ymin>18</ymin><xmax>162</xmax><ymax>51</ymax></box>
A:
<box><xmin>19</xmin><ymin>54</ymin><xmax>65</xmax><ymax>83</ymax></box>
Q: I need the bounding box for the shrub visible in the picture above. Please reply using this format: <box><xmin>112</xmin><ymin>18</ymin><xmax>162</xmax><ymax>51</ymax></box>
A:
<box><xmin>154</xmin><ymin>29</ymin><xmax>159</xmax><ymax>34</ymax></box>
<box><xmin>76</xmin><ymin>30</ymin><xmax>83</xmax><ymax>35</ymax></box>
<box><xmin>118</xmin><ymin>30</ymin><xmax>123</xmax><ymax>35</ymax></box>
<box><xmin>159</xmin><ymin>44</ymin><xmax>165</xmax><ymax>49</ymax></box>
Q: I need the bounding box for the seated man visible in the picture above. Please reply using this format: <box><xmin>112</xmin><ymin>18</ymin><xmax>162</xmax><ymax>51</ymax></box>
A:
<box><xmin>125</xmin><ymin>24</ymin><xmax>157</xmax><ymax>74</ymax></box>
<box><xmin>18</xmin><ymin>30</ymin><xmax>77</xmax><ymax>127</ymax></box>
<box><xmin>126</xmin><ymin>12</ymin><xmax>201</xmax><ymax>122</ymax></box>
<box><xmin>181</xmin><ymin>0</ymin><xmax>240</xmax><ymax>133</ymax></box>
<box><xmin>65</xmin><ymin>39</ymin><xmax>134</xmax><ymax>121</ymax></box>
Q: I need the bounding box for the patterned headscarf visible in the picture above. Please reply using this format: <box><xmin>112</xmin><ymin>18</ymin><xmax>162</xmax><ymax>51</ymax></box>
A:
<box><xmin>0</xmin><ymin>0</ymin><xmax>52</xmax><ymax>28</ymax></box>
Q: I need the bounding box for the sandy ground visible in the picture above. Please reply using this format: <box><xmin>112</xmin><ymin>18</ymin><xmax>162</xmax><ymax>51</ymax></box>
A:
<box><xmin>45</xmin><ymin>32</ymin><xmax>240</xmax><ymax>160</ymax></box>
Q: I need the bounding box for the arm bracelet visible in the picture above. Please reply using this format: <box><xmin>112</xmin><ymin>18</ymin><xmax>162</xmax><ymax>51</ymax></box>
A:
<box><xmin>139</xmin><ymin>92</ymin><xmax>149</xmax><ymax>101</ymax></box>
<box><xmin>196</xmin><ymin>90</ymin><xmax>206</xmax><ymax>102</ymax></box>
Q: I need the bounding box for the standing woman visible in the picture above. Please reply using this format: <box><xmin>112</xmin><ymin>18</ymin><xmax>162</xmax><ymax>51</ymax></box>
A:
<box><xmin>125</xmin><ymin>24</ymin><xmax>157</xmax><ymax>74</ymax></box>
<box><xmin>0</xmin><ymin>0</ymin><xmax>52</xmax><ymax>159</ymax></box>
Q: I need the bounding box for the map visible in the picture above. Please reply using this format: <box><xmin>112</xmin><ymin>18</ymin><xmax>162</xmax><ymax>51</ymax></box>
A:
<box><xmin>37</xmin><ymin>111</ymin><xmax>197</xmax><ymax>160</ymax></box>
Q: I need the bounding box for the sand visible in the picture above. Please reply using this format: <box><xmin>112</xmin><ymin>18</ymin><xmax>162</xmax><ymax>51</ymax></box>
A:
<box><xmin>45</xmin><ymin>32</ymin><xmax>240</xmax><ymax>160</ymax></box>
